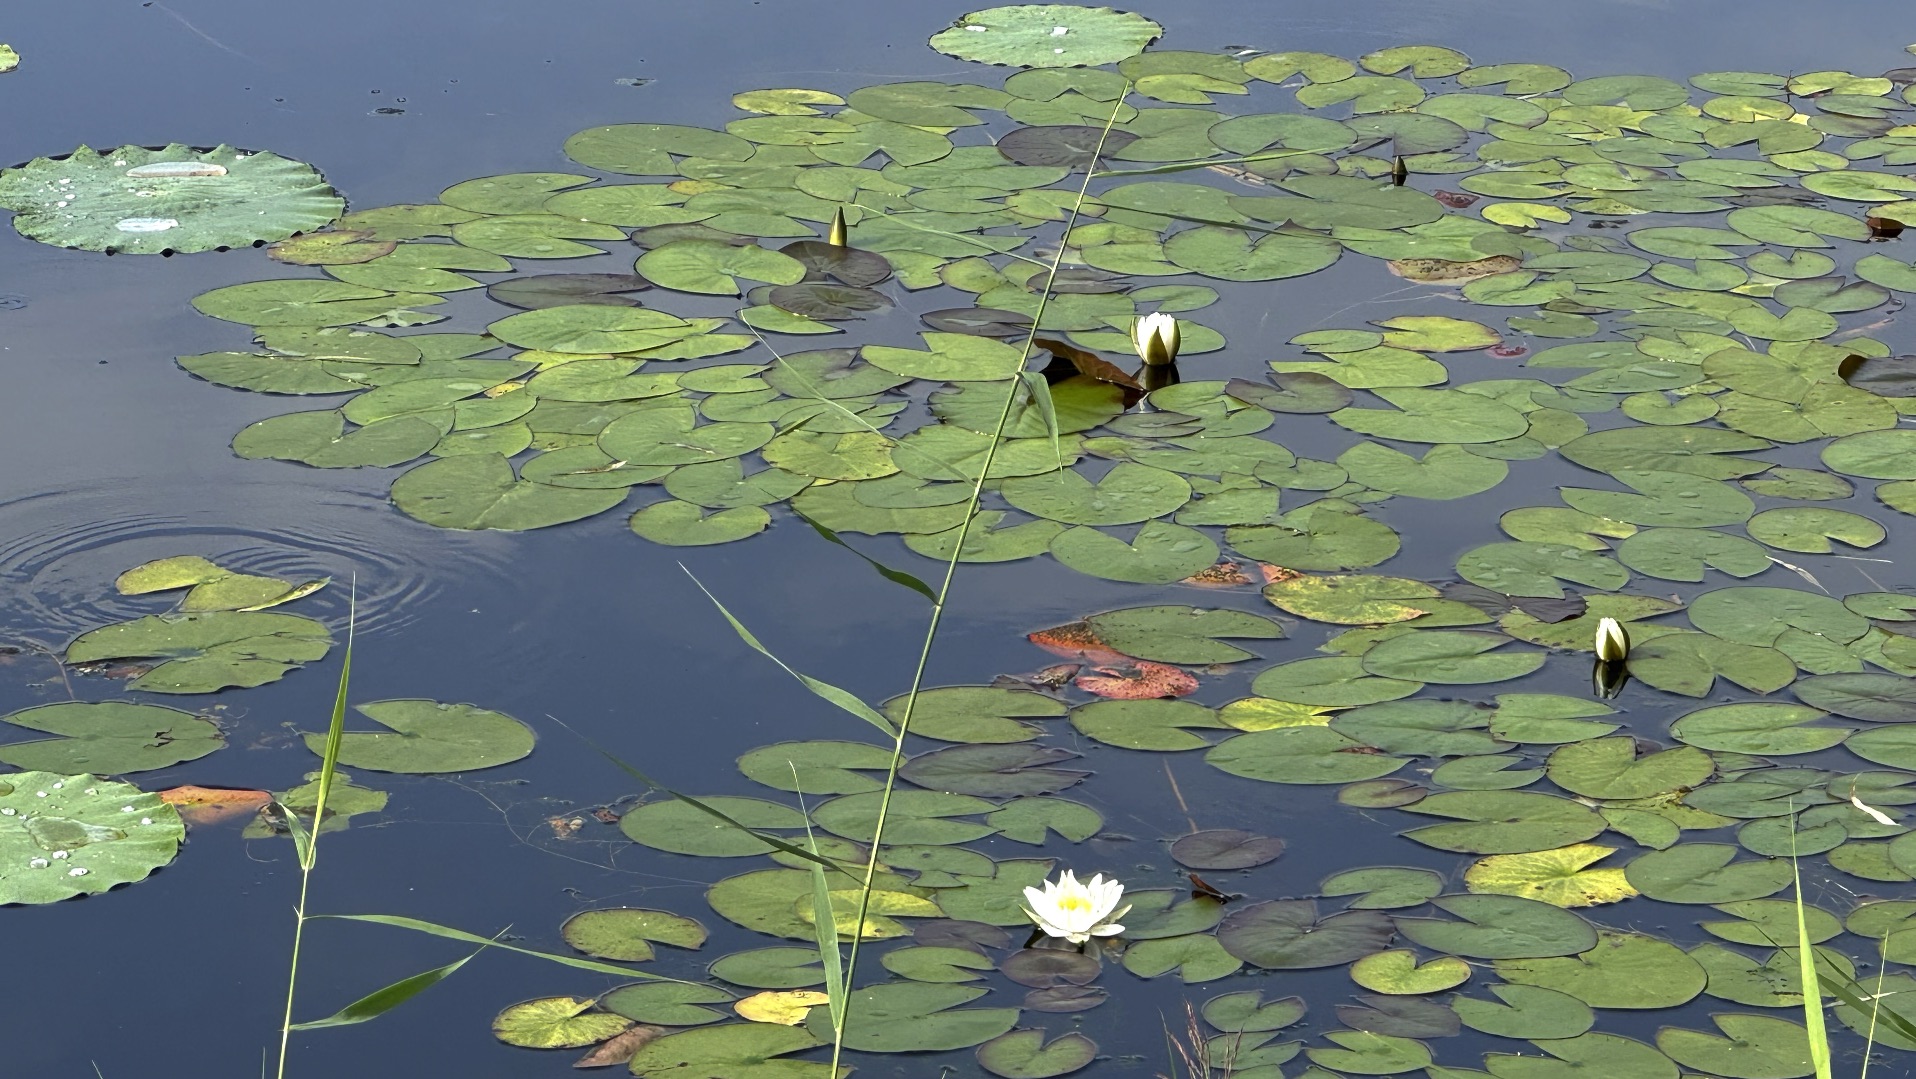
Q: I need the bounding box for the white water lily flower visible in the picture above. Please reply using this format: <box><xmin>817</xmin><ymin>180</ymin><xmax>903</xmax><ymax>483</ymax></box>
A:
<box><xmin>1594</xmin><ymin>616</ymin><xmax>1630</xmax><ymax>663</ymax></box>
<box><xmin>1022</xmin><ymin>869</ymin><xmax>1129</xmax><ymax>944</ymax></box>
<box><xmin>1130</xmin><ymin>312</ymin><xmax>1180</xmax><ymax>367</ymax></box>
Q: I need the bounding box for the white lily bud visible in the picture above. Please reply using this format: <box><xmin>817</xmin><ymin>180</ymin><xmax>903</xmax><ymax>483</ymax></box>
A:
<box><xmin>1131</xmin><ymin>312</ymin><xmax>1180</xmax><ymax>367</ymax></box>
<box><xmin>828</xmin><ymin>206</ymin><xmax>848</xmax><ymax>248</ymax></box>
<box><xmin>1594</xmin><ymin>616</ymin><xmax>1630</xmax><ymax>663</ymax></box>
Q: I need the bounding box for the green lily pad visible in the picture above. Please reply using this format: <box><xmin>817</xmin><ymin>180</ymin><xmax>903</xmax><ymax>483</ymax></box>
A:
<box><xmin>1545</xmin><ymin>738</ymin><xmax>1714</xmax><ymax>800</ymax></box>
<box><xmin>1360</xmin><ymin>631</ymin><xmax>1544</xmax><ymax>685</ymax></box>
<box><xmin>1400</xmin><ymin>791</ymin><xmax>1605</xmax><ymax>854</ymax></box>
<box><xmin>1794</xmin><ymin>673</ymin><xmax>1916</xmax><ymax>721</ymax></box>
<box><xmin>1657</xmin><ymin>1014</ymin><xmax>1815</xmax><ymax>1079</ymax></box>
<box><xmin>561</xmin><ymin>908</ymin><xmax>707</xmax><ymax>961</ymax></box>
<box><xmin>0</xmin><ymin>144</ymin><xmax>342</xmax><ymax>253</ymax></box>
<box><xmin>976</xmin><ymin>1030</ymin><xmax>1097</xmax><ymax>1078</ymax></box>
<box><xmin>304</xmin><ymin>699</ymin><xmax>534</xmax><ymax>774</ymax></box>
<box><xmin>1395</xmin><ymin>893</ymin><xmax>1598</xmax><ymax>959</ymax></box>
<box><xmin>1625</xmin><ymin>844</ymin><xmax>1793</xmax><ymax>903</ymax></box>
<box><xmin>809</xmin><ymin>982</ymin><xmax>1018</xmax><ymax>1052</ymax></box>
<box><xmin>629</xmin><ymin>501</ymin><xmax>771</xmax><ymax>546</ymax></box>
<box><xmin>929</xmin><ymin>5</ymin><xmax>1162</xmax><ymax>68</ymax></box>
<box><xmin>0</xmin><ymin>772</ymin><xmax>185</xmax><ymax>904</ymax></box>
<box><xmin>1207</xmin><ymin>725</ymin><xmax>1409</xmax><ymax>785</ymax></box>
<box><xmin>1217</xmin><ymin>899</ymin><xmax>1394</xmax><ymax>969</ymax></box>
<box><xmin>1453</xmin><ymin>985</ymin><xmax>1594</xmax><ymax>1040</ymax></box>
<box><xmin>1049</xmin><ymin>522</ymin><xmax>1219</xmax><ymax>584</ymax></box>
<box><xmin>0</xmin><ymin>703</ymin><xmax>223</xmax><ymax>774</ymax></box>
<box><xmin>1669</xmin><ymin>703</ymin><xmax>1850</xmax><ymax>754</ymax></box>
<box><xmin>626</xmin><ymin>1024</ymin><xmax>829</xmax><ymax>1076</ymax></box>
<box><xmin>392</xmin><ymin>454</ymin><xmax>628</xmax><ymax>530</ymax></box>
<box><xmin>1495</xmin><ymin>931</ymin><xmax>1706</xmax><ymax>1008</ymax></box>
<box><xmin>1070</xmin><ymin>699</ymin><xmax>1228</xmax><ymax>752</ymax></box>
<box><xmin>623</xmin><ymin>796</ymin><xmax>806</xmax><ymax>858</ymax></box>
<box><xmin>67</xmin><ymin>611</ymin><xmax>331</xmax><ymax>694</ymax></box>
<box><xmin>1081</xmin><ymin>605</ymin><xmax>1282</xmax><ymax>663</ymax></box>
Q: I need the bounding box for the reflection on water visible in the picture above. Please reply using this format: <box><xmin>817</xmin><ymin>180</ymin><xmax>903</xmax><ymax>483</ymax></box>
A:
<box><xmin>0</xmin><ymin>480</ymin><xmax>510</xmax><ymax>641</ymax></box>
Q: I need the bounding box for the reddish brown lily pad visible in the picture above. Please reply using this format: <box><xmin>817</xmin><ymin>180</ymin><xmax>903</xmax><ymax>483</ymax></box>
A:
<box><xmin>1074</xmin><ymin>661</ymin><xmax>1199</xmax><ymax>700</ymax></box>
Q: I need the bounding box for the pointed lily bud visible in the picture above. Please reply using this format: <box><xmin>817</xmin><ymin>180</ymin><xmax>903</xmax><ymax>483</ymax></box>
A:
<box><xmin>1391</xmin><ymin>155</ymin><xmax>1408</xmax><ymax>186</ymax></box>
<box><xmin>1131</xmin><ymin>312</ymin><xmax>1180</xmax><ymax>367</ymax></box>
<box><xmin>1594</xmin><ymin>616</ymin><xmax>1630</xmax><ymax>663</ymax></box>
<box><xmin>828</xmin><ymin>206</ymin><xmax>848</xmax><ymax>248</ymax></box>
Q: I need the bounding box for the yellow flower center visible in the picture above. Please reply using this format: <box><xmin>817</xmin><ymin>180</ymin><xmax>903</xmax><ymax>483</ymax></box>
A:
<box><xmin>1057</xmin><ymin>894</ymin><xmax>1093</xmax><ymax>914</ymax></box>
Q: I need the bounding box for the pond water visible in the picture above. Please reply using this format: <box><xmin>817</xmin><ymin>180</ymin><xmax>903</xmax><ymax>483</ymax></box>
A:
<box><xmin>7</xmin><ymin>2</ymin><xmax>1916</xmax><ymax>1076</ymax></box>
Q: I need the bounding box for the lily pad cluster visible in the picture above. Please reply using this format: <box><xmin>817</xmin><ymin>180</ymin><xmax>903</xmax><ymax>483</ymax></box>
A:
<box><xmin>72</xmin><ymin>3</ymin><xmax>1916</xmax><ymax>1074</ymax></box>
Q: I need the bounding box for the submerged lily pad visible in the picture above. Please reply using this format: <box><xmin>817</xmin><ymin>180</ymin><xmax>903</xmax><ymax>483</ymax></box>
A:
<box><xmin>0</xmin><ymin>144</ymin><xmax>343</xmax><ymax>253</ymax></box>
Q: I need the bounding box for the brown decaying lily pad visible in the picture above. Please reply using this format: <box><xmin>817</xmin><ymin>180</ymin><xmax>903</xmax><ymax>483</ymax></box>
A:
<box><xmin>1182</xmin><ymin>561</ymin><xmax>1258</xmax><ymax>587</ymax></box>
<box><xmin>1028</xmin><ymin>619</ymin><xmax>1131</xmax><ymax>665</ymax></box>
<box><xmin>573</xmin><ymin>1024</ymin><xmax>667</xmax><ymax>1068</ymax></box>
<box><xmin>158</xmin><ymin>784</ymin><xmax>271</xmax><ymax>826</ymax></box>
<box><xmin>1386</xmin><ymin>254</ymin><xmax>1522</xmax><ymax>283</ymax></box>
<box><xmin>1075</xmin><ymin>660</ymin><xmax>1199</xmax><ymax>699</ymax></box>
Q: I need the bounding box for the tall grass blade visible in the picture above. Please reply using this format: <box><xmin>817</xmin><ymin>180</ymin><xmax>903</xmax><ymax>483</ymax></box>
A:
<box><xmin>794</xmin><ymin>774</ymin><xmax>847</xmax><ymax>1030</ymax></box>
<box><xmin>275</xmin><ymin>583</ymin><xmax>355</xmax><ymax>1079</ymax></box>
<box><xmin>824</xmin><ymin>84</ymin><xmax>1134</xmax><ymax>1077</ymax></box>
<box><xmin>1788</xmin><ymin>806</ymin><xmax>1835</xmax><ymax>1079</ymax></box>
<box><xmin>681</xmin><ymin>566</ymin><xmax>896</xmax><ymax>737</ymax></box>
<box><xmin>792</xmin><ymin>510</ymin><xmax>938</xmax><ymax>602</ymax></box>
<box><xmin>1019</xmin><ymin>371</ymin><xmax>1064</xmax><ymax>473</ymax></box>
<box><xmin>316</xmin><ymin>914</ymin><xmax>699</xmax><ymax>982</ymax></box>
<box><xmin>289</xmin><ymin>944</ymin><xmax>489</xmax><ymax>1030</ymax></box>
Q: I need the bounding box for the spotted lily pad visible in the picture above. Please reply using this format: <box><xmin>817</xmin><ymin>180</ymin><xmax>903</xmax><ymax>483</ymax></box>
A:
<box><xmin>0</xmin><ymin>772</ymin><xmax>185</xmax><ymax>904</ymax></box>
<box><xmin>930</xmin><ymin>6</ymin><xmax>1163</xmax><ymax>69</ymax></box>
<box><xmin>0</xmin><ymin>144</ymin><xmax>343</xmax><ymax>253</ymax></box>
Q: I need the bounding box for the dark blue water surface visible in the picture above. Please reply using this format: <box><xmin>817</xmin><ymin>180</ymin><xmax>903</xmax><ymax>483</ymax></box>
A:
<box><xmin>3</xmin><ymin>2</ymin><xmax>1915</xmax><ymax>1076</ymax></box>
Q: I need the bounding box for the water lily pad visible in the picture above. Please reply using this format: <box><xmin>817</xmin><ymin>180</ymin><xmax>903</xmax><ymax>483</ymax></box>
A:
<box><xmin>305</xmin><ymin>699</ymin><xmax>533</xmax><ymax>774</ymax></box>
<box><xmin>1453</xmin><ymin>984</ymin><xmax>1594</xmax><ymax>1040</ymax></box>
<box><xmin>562</xmin><ymin>908</ymin><xmax>707</xmax><ymax>961</ymax></box>
<box><xmin>1794</xmin><ymin>672</ymin><xmax>1916</xmax><ymax>721</ymax></box>
<box><xmin>1495</xmin><ymin>931</ymin><xmax>1706</xmax><ymax>1008</ymax></box>
<box><xmin>67</xmin><ymin>611</ymin><xmax>331</xmax><ymax>694</ymax></box>
<box><xmin>1218</xmin><ymin>899</ymin><xmax>1394</xmax><ymax>969</ymax></box>
<box><xmin>1170</xmin><ymin>829</ymin><xmax>1285</xmax><ymax>870</ymax></box>
<box><xmin>1669</xmin><ymin>703</ymin><xmax>1849</xmax><ymax>754</ymax></box>
<box><xmin>1080</xmin><ymin>606</ymin><xmax>1281</xmax><ymax>664</ymax></box>
<box><xmin>1657</xmin><ymin>1014</ymin><xmax>1816</xmax><ymax>1079</ymax></box>
<box><xmin>0</xmin><ymin>772</ymin><xmax>184</xmax><ymax>904</ymax></box>
<box><xmin>393</xmin><ymin>454</ymin><xmax>627</xmax><ymax>530</ymax></box>
<box><xmin>1360</xmin><ymin>631</ymin><xmax>1544</xmax><ymax>685</ymax></box>
<box><xmin>626</xmin><ymin>1023</ymin><xmax>827</xmax><ymax>1076</ymax></box>
<box><xmin>1351</xmin><ymin>950</ymin><xmax>1471</xmax><ymax>995</ymax></box>
<box><xmin>931</xmin><ymin>7</ymin><xmax>1162</xmax><ymax>69</ymax></box>
<box><xmin>1050</xmin><ymin>522</ymin><xmax>1219</xmax><ymax>584</ymax></box>
<box><xmin>1546</xmin><ymin>738</ymin><xmax>1713</xmax><ymax>800</ymax></box>
<box><xmin>1624</xmin><ymin>844</ymin><xmax>1792</xmax><ymax>903</ymax></box>
<box><xmin>0</xmin><ymin>144</ymin><xmax>342</xmax><ymax>253</ymax></box>
<box><xmin>977</xmin><ymin>1029</ymin><xmax>1096</xmax><ymax>1078</ymax></box>
<box><xmin>1463</xmin><ymin>844</ymin><xmax>1638</xmax><ymax>908</ymax></box>
<box><xmin>0</xmin><ymin>703</ymin><xmax>222</xmax><ymax>775</ymax></box>
<box><xmin>1208</xmin><ymin>725</ymin><xmax>1409</xmax><ymax>785</ymax></box>
<box><xmin>809</xmin><ymin>982</ymin><xmax>1018</xmax><ymax>1052</ymax></box>
<box><xmin>1401</xmin><ymin>791</ymin><xmax>1605</xmax><ymax>854</ymax></box>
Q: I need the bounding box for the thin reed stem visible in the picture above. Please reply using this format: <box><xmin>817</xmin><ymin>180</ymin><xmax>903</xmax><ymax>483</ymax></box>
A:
<box><xmin>825</xmin><ymin>89</ymin><xmax>1133</xmax><ymax>1073</ymax></box>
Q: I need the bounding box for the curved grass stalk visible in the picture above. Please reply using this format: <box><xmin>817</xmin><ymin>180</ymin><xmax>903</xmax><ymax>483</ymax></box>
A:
<box><xmin>823</xmin><ymin>86</ymin><xmax>1134</xmax><ymax>1074</ymax></box>
<box><xmin>274</xmin><ymin>585</ymin><xmax>354</xmax><ymax>1079</ymax></box>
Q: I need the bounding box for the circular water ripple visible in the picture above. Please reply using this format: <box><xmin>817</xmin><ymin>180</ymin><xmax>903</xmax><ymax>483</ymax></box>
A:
<box><xmin>0</xmin><ymin>478</ymin><xmax>512</xmax><ymax>645</ymax></box>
